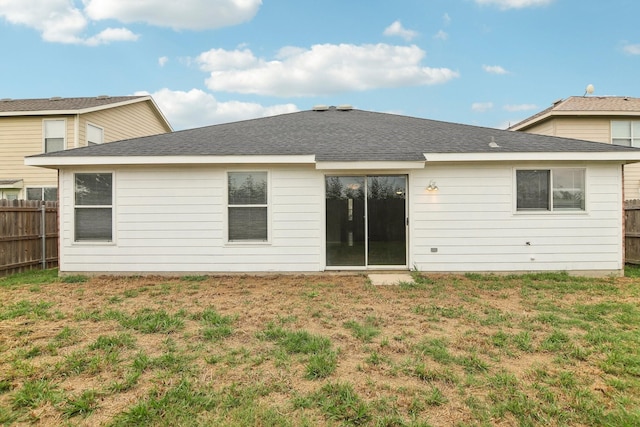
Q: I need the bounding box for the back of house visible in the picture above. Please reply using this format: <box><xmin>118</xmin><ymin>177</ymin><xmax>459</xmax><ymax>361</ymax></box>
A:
<box><xmin>26</xmin><ymin>107</ymin><xmax>640</xmax><ymax>277</ymax></box>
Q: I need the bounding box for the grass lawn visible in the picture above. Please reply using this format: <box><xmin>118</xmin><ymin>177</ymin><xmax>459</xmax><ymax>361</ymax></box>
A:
<box><xmin>1</xmin><ymin>268</ymin><xmax>640</xmax><ymax>426</ymax></box>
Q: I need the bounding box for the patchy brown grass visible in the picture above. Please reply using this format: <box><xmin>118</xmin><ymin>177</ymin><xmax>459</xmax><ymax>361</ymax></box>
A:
<box><xmin>1</xmin><ymin>270</ymin><xmax>640</xmax><ymax>426</ymax></box>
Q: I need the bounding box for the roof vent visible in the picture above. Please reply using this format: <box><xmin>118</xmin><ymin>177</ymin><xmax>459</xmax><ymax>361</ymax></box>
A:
<box><xmin>336</xmin><ymin>104</ymin><xmax>353</xmax><ymax>111</ymax></box>
<box><xmin>552</xmin><ymin>98</ymin><xmax>563</xmax><ymax>106</ymax></box>
<box><xmin>96</xmin><ymin>95</ymin><xmax>110</xmax><ymax>99</ymax></box>
<box><xmin>312</xmin><ymin>105</ymin><xmax>329</xmax><ymax>111</ymax></box>
<box><xmin>489</xmin><ymin>137</ymin><xmax>500</xmax><ymax>148</ymax></box>
<box><xmin>49</xmin><ymin>96</ymin><xmax>62</xmax><ymax>101</ymax></box>
<box><xmin>0</xmin><ymin>98</ymin><xmax>12</xmax><ymax>102</ymax></box>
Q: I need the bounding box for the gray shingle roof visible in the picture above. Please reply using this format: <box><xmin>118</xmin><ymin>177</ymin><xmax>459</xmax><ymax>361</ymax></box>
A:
<box><xmin>29</xmin><ymin>108</ymin><xmax>640</xmax><ymax>162</ymax></box>
<box><xmin>0</xmin><ymin>96</ymin><xmax>148</xmax><ymax>113</ymax></box>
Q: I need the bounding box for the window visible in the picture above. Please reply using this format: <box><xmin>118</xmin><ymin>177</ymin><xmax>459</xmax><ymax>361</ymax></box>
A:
<box><xmin>227</xmin><ymin>172</ymin><xmax>268</xmax><ymax>242</ymax></box>
<box><xmin>27</xmin><ymin>187</ymin><xmax>58</xmax><ymax>201</ymax></box>
<box><xmin>612</xmin><ymin>120</ymin><xmax>640</xmax><ymax>147</ymax></box>
<box><xmin>74</xmin><ymin>173</ymin><xmax>113</xmax><ymax>242</ymax></box>
<box><xmin>87</xmin><ymin>123</ymin><xmax>104</xmax><ymax>146</ymax></box>
<box><xmin>516</xmin><ymin>169</ymin><xmax>585</xmax><ymax>212</ymax></box>
<box><xmin>44</xmin><ymin>119</ymin><xmax>65</xmax><ymax>153</ymax></box>
<box><xmin>0</xmin><ymin>190</ymin><xmax>19</xmax><ymax>200</ymax></box>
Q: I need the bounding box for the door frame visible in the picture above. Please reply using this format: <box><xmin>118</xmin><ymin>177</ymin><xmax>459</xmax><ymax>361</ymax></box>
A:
<box><xmin>324</xmin><ymin>174</ymin><xmax>409</xmax><ymax>270</ymax></box>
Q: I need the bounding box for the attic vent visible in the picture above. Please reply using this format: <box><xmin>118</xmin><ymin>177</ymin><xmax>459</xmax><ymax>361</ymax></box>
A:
<box><xmin>0</xmin><ymin>98</ymin><xmax>12</xmax><ymax>102</ymax></box>
<box><xmin>313</xmin><ymin>105</ymin><xmax>329</xmax><ymax>111</ymax></box>
<box><xmin>489</xmin><ymin>137</ymin><xmax>500</xmax><ymax>148</ymax></box>
<box><xmin>49</xmin><ymin>96</ymin><xmax>62</xmax><ymax>101</ymax></box>
<box><xmin>336</xmin><ymin>104</ymin><xmax>353</xmax><ymax>111</ymax></box>
<box><xmin>551</xmin><ymin>98</ymin><xmax>563</xmax><ymax>106</ymax></box>
<box><xmin>96</xmin><ymin>95</ymin><xmax>110</xmax><ymax>99</ymax></box>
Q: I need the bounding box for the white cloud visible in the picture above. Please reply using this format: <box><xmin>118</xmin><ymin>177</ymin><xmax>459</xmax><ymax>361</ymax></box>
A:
<box><xmin>503</xmin><ymin>103</ymin><xmax>537</xmax><ymax>112</ymax></box>
<box><xmin>474</xmin><ymin>0</ymin><xmax>554</xmax><ymax>9</ymax></box>
<box><xmin>137</xmin><ymin>88</ymin><xmax>298</xmax><ymax>129</ymax></box>
<box><xmin>482</xmin><ymin>64</ymin><xmax>509</xmax><ymax>74</ymax></box>
<box><xmin>383</xmin><ymin>20</ymin><xmax>418</xmax><ymax>41</ymax></box>
<box><xmin>623</xmin><ymin>43</ymin><xmax>640</xmax><ymax>55</ymax></box>
<box><xmin>472</xmin><ymin>102</ymin><xmax>494</xmax><ymax>112</ymax></box>
<box><xmin>84</xmin><ymin>27</ymin><xmax>139</xmax><ymax>46</ymax></box>
<box><xmin>0</xmin><ymin>0</ymin><xmax>260</xmax><ymax>44</ymax></box>
<box><xmin>197</xmin><ymin>43</ymin><xmax>459</xmax><ymax>97</ymax></box>
<box><xmin>84</xmin><ymin>0</ymin><xmax>262</xmax><ymax>30</ymax></box>
<box><xmin>434</xmin><ymin>30</ymin><xmax>448</xmax><ymax>41</ymax></box>
<box><xmin>197</xmin><ymin>48</ymin><xmax>259</xmax><ymax>71</ymax></box>
<box><xmin>443</xmin><ymin>13</ymin><xmax>451</xmax><ymax>25</ymax></box>
<box><xmin>0</xmin><ymin>0</ymin><xmax>87</xmax><ymax>43</ymax></box>
<box><xmin>0</xmin><ymin>0</ymin><xmax>140</xmax><ymax>45</ymax></box>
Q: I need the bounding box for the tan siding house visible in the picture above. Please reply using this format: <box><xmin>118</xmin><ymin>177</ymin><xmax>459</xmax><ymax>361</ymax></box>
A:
<box><xmin>0</xmin><ymin>96</ymin><xmax>171</xmax><ymax>200</ymax></box>
<box><xmin>510</xmin><ymin>96</ymin><xmax>640</xmax><ymax>199</ymax></box>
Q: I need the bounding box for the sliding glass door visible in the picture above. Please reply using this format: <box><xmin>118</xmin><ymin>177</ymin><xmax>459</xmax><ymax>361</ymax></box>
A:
<box><xmin>325</xmin><ymin>175</ymin><xmax>407</xmax><ymax>268</ymax></box>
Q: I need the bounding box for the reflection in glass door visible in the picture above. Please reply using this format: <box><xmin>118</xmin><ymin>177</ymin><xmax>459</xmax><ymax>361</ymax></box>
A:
<box><xmin>367</xmin><ymin>176</ymin><xmax>407</xmax><ymax>265</ymax></box>
<box><xmin>325</xmin><ymin>175</ymin><xmax>407</xmax><ymax>268</ymax></box>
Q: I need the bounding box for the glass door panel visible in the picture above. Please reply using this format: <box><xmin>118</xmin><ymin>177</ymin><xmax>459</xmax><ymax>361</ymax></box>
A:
<box><xmin>367</xmin><ymin>176</ymin><xmax>407</xmax><ymax>266</ymax></box>
<box><xmin>325</xmin><ymin>175</ymin><xmax>407</xmax><ymax>268</ymax></box>
<box><xmin>325</xmin><ymin>176</ymin><xmax>365</xmax><ymax>266</ymax></box>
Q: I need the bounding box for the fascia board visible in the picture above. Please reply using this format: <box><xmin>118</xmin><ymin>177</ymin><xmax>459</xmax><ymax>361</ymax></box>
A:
<box><xmin>424</xmin><ymin>152</ymin><xmax>640</xmax><ymax>163</ymax></box>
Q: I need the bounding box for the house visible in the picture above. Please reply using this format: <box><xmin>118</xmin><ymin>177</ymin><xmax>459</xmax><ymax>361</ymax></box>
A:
<box><xmin>509</xmin><ymin>96</ymin><xmax>640</xmax><ymax>199</ymax></box>
<box><xmin>0</xmin><ymin>95</ymin><xmax>172</xmax><ymax>200</ymax></box>
<box><xmin>25</xmin><ymin>106</ymin><xmax>640</xmax><ymax>276</ymax></box>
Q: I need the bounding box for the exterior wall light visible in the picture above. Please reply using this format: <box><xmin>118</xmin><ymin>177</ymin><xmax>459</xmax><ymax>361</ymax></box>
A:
<box><xmin>427</xmin><ymin>181</ymin><xmax>438</xmax><ymax>191</ymax></box>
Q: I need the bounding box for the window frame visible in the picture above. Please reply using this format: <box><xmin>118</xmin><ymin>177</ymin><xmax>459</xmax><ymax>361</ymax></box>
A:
<box><xmin>43</xmin><ymin>119</ymin><xmax>66</xmax><ymax>153</ymax></box>
<box><xmin>226</xmin><ymin>170</ymin><xmax>270</xmax><ymax>244</ymax></box>
<box><xmin>86</xmin><ymin>122</ymin><xmax>104</xmax><ymax>146</ymax></box>
<box><xmin>514</xmin><ymin>168</ymin><xmax>587</xmax><ymax>214</ymax></box>
<box><xmin>611</xmin><ymin>120</ymin><xmax>640</xmax><ymax>147</ymax></box>
<box><xmin>73</xmin><ymin>172</ymin><xmax>115</xmax><ymax>244</ymax></box>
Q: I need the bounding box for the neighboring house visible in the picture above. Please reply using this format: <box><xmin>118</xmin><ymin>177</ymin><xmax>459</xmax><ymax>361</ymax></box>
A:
<box><xmin>509</xmin><ymin>96</ymin><xmax>640</xmax><ymax>199</ymax></box>
<box><xmin>26</xmin><ymin>107</ymin><xmax>640</xmax><ymax>276</ymax></box>
<box><xmin>0</xmin><ymin>95</ymin><xmax>172</xmax><ymax>200</ymax></box>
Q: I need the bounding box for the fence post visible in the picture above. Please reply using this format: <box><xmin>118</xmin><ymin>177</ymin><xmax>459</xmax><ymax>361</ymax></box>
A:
<box><xmin>41</xmin><ymin>202</ymin><xmax>46</xmax><ymax>270</ymax></box>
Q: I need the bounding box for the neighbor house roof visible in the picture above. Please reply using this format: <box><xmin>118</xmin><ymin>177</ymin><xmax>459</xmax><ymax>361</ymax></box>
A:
<box><xmin>509</xmin><ymin>96</ymin><xmax>640</xmax><ymax>131</ymax></box>
<box><xmin>0</xmin><ymin>95</ymin><xmax>172</xmax><ymax>130</ymax></box>
<box><xmin>26</xmin><ymin>107</ymin><xmax>640</xmax><ymax>168</ymax></box>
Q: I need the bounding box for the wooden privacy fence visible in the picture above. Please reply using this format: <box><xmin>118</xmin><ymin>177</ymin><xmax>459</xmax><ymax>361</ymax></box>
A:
<box><xmin>0</xmin><ymin>200</ymin><xmax>59</xmax><ymax>276</ymax></box>
<box><xmin>625</xmin><ymin>200</ymin><xmax>640</xmax><ymax>264</ymax></box>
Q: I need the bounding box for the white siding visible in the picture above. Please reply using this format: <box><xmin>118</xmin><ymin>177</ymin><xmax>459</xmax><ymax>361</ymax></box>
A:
<box><xmin>58</xmin><ymin>162</ymin><xmax>624</xmax><ymax>275</ymax></box>
<box><xmin>59</xmin><ymin>165</ymin><xmax>325</xmax><ymax>273</ymax></box>
<box><xmin>409</xmin><ymin>162</ymin><xmax>624</xmax><ymax>274</ymax></box>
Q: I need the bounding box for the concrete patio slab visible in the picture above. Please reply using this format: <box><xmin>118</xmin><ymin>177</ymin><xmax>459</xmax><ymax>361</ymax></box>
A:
<box><xmin>368</xmin><ymin>273</ymin><xmax>414</xmax><ymax>286</ymax></box>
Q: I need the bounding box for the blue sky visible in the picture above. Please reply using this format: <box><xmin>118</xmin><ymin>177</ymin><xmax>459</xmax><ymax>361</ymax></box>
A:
<box><xmin>1</xmin><ymin>0</ymin><xmax>639</xmax><ymax>130</ymax></box>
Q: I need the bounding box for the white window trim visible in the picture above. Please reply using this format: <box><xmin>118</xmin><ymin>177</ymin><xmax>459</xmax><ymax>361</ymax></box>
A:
<box><xmin>611</xmin><ymin>120</ymin><xmax>640</xmax><ymax>147</ymax></box>
<box><xmin>225</xmin><ymin>170</ymin><xmax>271</xmax><ymax>245</ymax></box>
<box><xmin>72</xmin><ymin>171</ymin><xmax>116</xmax><ymax>245</ymax></box>
<box><xmin>86</xmin><ymin>122</ymin><xmax>104</xmax><ymax>146</ymax></box>
<box><xmin>513</xmin><ymin>167</ymin><xmax>588</xmax><ymax>215</ymax></box>
<box><xmin>43</xmin><ymin>118</ymin><xmax>66</xmax><ymax>153</ymax></box>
